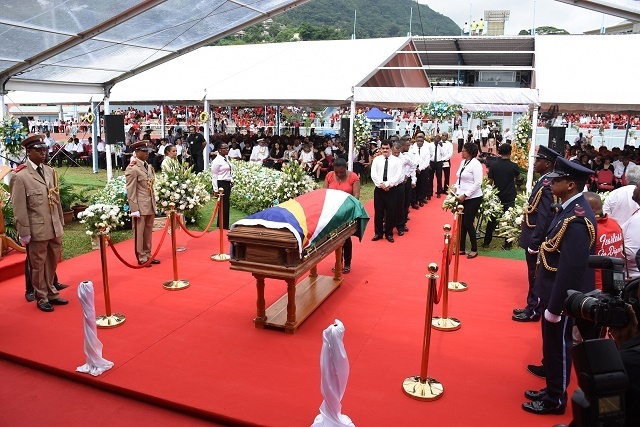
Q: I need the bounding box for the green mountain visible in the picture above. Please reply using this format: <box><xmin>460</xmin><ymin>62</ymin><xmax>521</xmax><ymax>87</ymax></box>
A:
<box><xmin>216</xmin><ymin>0</ymin><xmax>460</xmax><ymax>45</ymax></box>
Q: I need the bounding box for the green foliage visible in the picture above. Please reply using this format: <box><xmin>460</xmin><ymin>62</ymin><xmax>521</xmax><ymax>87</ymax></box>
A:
<box><xmin>1</xmin><ymin>184</ymin><xmax>17</xmax><ymax>240</ymax></box>
<box><xmin>58</xmin><ymin>177</ymin><xmax>75</xmax><ymax>211</ymax></box>
<box><xmin>519</xmin><ymin>26</ymin><xmax>569</xmax><ymax>35</ymax></box>
<box><xmin>215</xmin><ymin>0</ymin><xmax>460</xmax><ymax>45</ymax></box>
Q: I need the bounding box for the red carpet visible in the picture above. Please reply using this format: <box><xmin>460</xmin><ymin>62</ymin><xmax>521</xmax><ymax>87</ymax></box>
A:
<box><xmin>0</xmin><ymin>153</ymin><xmax>576</xmax><ymax>426</ymax></box>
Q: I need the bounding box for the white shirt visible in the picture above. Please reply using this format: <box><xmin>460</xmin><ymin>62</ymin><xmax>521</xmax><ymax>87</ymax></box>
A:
<box><xmin>299</xmin><ymin>149</ymin><xmax>314</xmax><ymax>166</ymax></box>
<box><xmin>210</xmin><ymin>155</ymin><xmax>233</xmax><ymax>192</ymax></box>
<box><xmin>97</xmin><ymin>142</ymin><xmax>106</xmax><ymax>153</ymax></box>
<box><xmin>612</xmin><ymin>160</ymin><xmax>636</xmax><ymax>179</ymax></box>
<box><xmin>398</xmin><ymin>152</ymin><xmax>417</xmax><ymax>185</ymax></box>
<box><xmin>505</xmin><ymin>130</ymin><xmax>514</xmax><ymax>141</ymax></box>
<box><xmin>473</xmin><ymin>128</ymin><xmax>480</xmax><ymax>141</ymax></box>
<box><xmin>454</xmin><ymin>129</ymin><xmax>464</xmax><ymax>140</ymax></box>
<box><xmin>250</xmin><ymin>144</ymin><xmax>269</xmax><ymax>162</ymax></box>
<box><xmin>454</xmin><ymin>158</ymin><xmax>483</xmax><ymax>199</ymax></box>
<box><xmin>622</xmin><ymin>209</ymin><xmax>640</xmax><ymax>279</ymax></box>
<box><xmin>408</xmin><ymin>143</ymin><xmax>431</xmax><ymax>170</ymax></box>
<box><xmin>43</xmin><ymin>135</ymin><xmax>56</xmax><ymax>152</ymax></box>
<box><xmin>481</xmin><ymin>127</ymin><xmax>489</xmax><ymax>138</ymax></box>
<box><xmin>228</xmin><ymin>148</ymin><xmax>242</xmax><ymax>160</ymax></box>
<box><xmin>603</xmin><ymin>185</ymin><xmax>639</xmax><ymax>225</ymax></box>
<box><xmin>371</xmin><ymin>153</ymin><xmax>404</xmax><ymax>188</ymax></box>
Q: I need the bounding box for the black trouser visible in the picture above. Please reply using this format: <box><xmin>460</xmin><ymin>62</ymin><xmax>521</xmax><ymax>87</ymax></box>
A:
<box><xmin>217</xmin><ymin>180</ymin><xmax>232</xmax><ymax>230</ymax></box>
<box><xmin>374</xmin><ymin>186</ymin><xmax>397</xmax><ymax>237</ymax></box>
<box><xmin>428</xmin><ymin>162</ymin><xmax>443</xmax><ymax>195</ymax></box>
<box><xmin>457</xmin><ymin>138</ymin><xmax>464</xmax><ymax>153</ymax></box>
<box><xmin>483</xmin><ymin>201</ymin><xmax>515</xmax><ymax>246</ymax></box>
<box><xmin>395</xmin><ymin>181</ymin><xmax>406</xmax><ymax>230</ymax></box>
<box><xmin>402</xmin><ymin>178</ymin><xmax>412</xmax><ymax>223</ymax></box>
<box><xmin>459</xmin><ymin>196</ymin><xmax>482</xmax><ymax>252</ymax></box>
<box><xmin>415</xmin><ymin>169</ymin><xmax>427</xmax><ymax>202</ymax></box>
<box><xmin>540</xmin><ymin>303</ymin><xmax>573</xmax><ymax>409</ymax></box>
<box><xmin>524</xmin><ymin>250</ymin><xmax>540</xmax><ymax>317</ymax></box>
<box><xmin>342</xmin><ymin>237</ymin><xmax>352</xmax><ymax>266</ymax></box>
<box><xmin>442</xmin><ymin>164</ymin><xmax>450</xmax><ymax>193</ymax></box>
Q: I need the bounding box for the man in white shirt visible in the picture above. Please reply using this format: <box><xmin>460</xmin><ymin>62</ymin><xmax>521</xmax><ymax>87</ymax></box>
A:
<box><xmin>453</xmin><ymin>127</ymin><xmax>464</xmax><ymax>153</ymax></box>
<box><xmin>603</xmin><ymin>165</ymin><xmax>640</xmax><ymax>225</ymax></box>
<box><xmin>440</xmin><ymin>133</ymin><xmax>454</xmax><ymax>194</ymax></box>
<box><xmin>409</xmin><ymin>132</ymin><xmax>432</xmax><ymax>207</ymax></box>
<box><xmin>250</xmin><ymin>138</ymin><xmax>269</xmax><ymax>164</ymax></box>
<box><xmin>504</xmin><ymin>128</ymin><xmax>514</xmax><ymax>144</ymax></box>
<box><xmin>43</xmin><ymin>131</ymin><xmax>56</xmax><ymax>157</ymax></box>
<box><xmin>621</xmin><ymin>181</ymin><xmax>640</xmax><ymax>279</ymax></box>
<box><xmin>612</xmin><ymin>152</ymin><xmax>636</xmax><ymax>180</ymax></box>
<box><xmin>393</xmin><ymin>140</ymin><xmax>416</xmax><ymax>236</ymax></box>
<box><xmin>210</xmin><ymin>143</ymin><xmax>233</xmax><ymax>229</ymax></box>
<box><xmin>473</xmin><ymin>125</ymin><xmax>481</xmax><ymax>151</ymax></box>
<box><xmin>370</xmin><ymin>140</ymin><xmax>404</xmax><ymax>243</ymax></box>
<box><xmin>97</xmin><ymin>136</ymin><xmax>107</xmax><ymax>169</ymax></box>
<box><xmin>480</xmin><ymin>125</ymin><xmax>489</xmax><ymax>150</ymax></box>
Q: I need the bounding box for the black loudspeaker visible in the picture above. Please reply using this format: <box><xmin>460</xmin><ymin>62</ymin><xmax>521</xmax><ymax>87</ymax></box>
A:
<box><xmin>340</xmin><ymin>118</ymin><xmax>350</xmax><ymax>143</ymax></box>
<box><xmin>18</xmin><ymin>117</ymin><xmax>29</xmax><ymax>130</ymax></box>
<box><xmin>548</xmin><ymin>126</ymin><xmax>566</xmax><ymax>154</ymax></box>
<box><xmin>103</xmin><ymin>114</ymin><xmax>125</xmax><ymax>145</ymax></box>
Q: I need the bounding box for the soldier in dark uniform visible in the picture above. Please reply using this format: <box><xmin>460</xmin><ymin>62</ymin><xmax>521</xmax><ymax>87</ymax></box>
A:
<box><xmin>522</xmin><ymin>158</ymin><xmax>597</xmax><ymax>415</ymax></box>
<box><xmin>514</xmin><ymin>146</ymin><xmax>561</xmax><ymax>322</ymax></box>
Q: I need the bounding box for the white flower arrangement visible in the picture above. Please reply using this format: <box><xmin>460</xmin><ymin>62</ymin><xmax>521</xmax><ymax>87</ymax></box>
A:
<box><xmin>416</xmin><ymin>101</ymin><xmax>462</xmax><ymax>121</ymax></box>
<box><xmin>441</xmin><ymin>191</ymin><xmax>460</xmax><ymax>214</ymax></box>
<box><xmin>472</xmin><ymin>110</ymin><xmax>491</xmax><ymax>120</ymax></box>
<box><xmin>496</xmin><ymin>192</ymin><xmax>529</xmax><ymax>244</ymax></box>
<box><xmin>91</xmin><ymin>176</ymin><xmax>131</xmax><ymax>221</ymax></box>
<box><xmin>353</xmin><ymin>113</ymin><xmax>372</xmax><ymax>147</ymax></box>
<box><xmin>479</xmin><ymin>178</ymin><xmax>503</xmax><ymax>220</ymax></box>
<box><xmin>155</xmin><ymin>160</ymin><xmax>211</xmax><ymax>218</ymax></box>
<box><xmin>78</xmin><ymin>204</ymin><xmax>125</xmax><ymax>237</ymax></box>
<box><xmin>230</xmin><ymin>159</ymin><xmax>317</xmax><ymax>214</ymax></box>
<box><xmin>0</xmin><ymin>115</ymin><xmax>28</xmax><ymax>160</ymax></box>
<box><xmin>511</xmin><ymin>113</ymin><xmax>532</xmax><ymax>169</ymax></box>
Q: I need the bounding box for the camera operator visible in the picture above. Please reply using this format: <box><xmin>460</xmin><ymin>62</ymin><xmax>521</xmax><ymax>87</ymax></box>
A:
<box><xmin>522</xmin><ymin>158</ymin><xmax>597</xmax><ymax>416</ymax></box>
<box><xmin>610</xmin><ymin>270</ymin><xmax>640</xmax><ymax>426</ymax></box>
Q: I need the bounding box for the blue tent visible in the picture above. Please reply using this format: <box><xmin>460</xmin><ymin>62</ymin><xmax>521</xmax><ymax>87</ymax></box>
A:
<box><xmin>365</xmin><ymin>108</ymin><xmax>393</xmax><ymax>120</ymax></box>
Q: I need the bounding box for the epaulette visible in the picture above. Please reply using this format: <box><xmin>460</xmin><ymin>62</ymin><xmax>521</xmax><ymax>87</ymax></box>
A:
<box><xmin>542</xmin><ymin>178</ymin><xmax>551</xmax><ymax>186</ymax></box>
<box><xmin>129</xmin><ymin>160</ymin><xmax>137</xmax><ymax>166</ymax></box>
<box><xmin>574</xmin><ymin>204</ymin><xmax>585</xmax><ymax>217</ymax></box>
<box><xmin>14</xmin><ymin>164</ymin><xmax>26</xmax><ymax>173</ymax></box>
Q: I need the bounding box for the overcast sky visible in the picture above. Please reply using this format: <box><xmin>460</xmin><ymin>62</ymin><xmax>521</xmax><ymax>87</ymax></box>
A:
<box><xmin>421</xmin><ymin>0</ymin><xmax>632</xmax><ymax>35</ymax></box>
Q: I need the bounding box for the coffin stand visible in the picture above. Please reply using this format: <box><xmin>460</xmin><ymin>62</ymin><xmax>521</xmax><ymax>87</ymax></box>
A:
<box><xmin>228</xmin><ymin>222</ymin><xmax>357</xmax><ymax>334</ymax></box>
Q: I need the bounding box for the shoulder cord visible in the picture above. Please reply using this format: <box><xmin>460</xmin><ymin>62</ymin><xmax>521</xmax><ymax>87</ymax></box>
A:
<box><xmin>523</xmin><ymin>187</ymin><xmax>557</xmax><ymax>228</ymax></box>
<box><xmin>538</xmin><ymin>216</ymin><xmax>596</xmax><ymax>272</ymax></box>
<box><xmin>48</xmin><ymin>168</ymin><xmax>60</xmax><ymax>213</ymax></box>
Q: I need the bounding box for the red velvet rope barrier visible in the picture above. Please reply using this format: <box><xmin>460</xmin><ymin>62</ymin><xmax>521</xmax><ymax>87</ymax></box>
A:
<box><xmin>106</xmin><ymin>219</ymin><xmax>170</xmax><ymax>269</ymax></box>
<box><xmin>176</xmin><ymin>198</ymin><xmax>220</xmax><ymax>239</ymax></box>
<box><xmin>434</xmin><ymin>243</ymin><xmax>449</xmax><ymax>305</ymax></box>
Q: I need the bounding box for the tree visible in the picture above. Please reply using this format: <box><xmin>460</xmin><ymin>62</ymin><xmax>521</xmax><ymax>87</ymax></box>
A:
<box><xmin>519</xmin><ymin>26</ymin><xmax>569</xmax><ymax>35</ymax></box>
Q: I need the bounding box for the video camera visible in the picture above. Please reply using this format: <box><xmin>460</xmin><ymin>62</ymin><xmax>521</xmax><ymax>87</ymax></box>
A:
<box><xmin>564</xmin><ymin>256</ymin><xmax>630</xmax><ymax>328</ymax></box>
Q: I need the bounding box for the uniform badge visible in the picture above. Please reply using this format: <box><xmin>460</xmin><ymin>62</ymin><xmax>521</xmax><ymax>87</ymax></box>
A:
<box><xmin>13</xmin><ymin>164</ymin><xmax>26</xmax><ymax>173</ymax></box>
<box><xmin>574</xmin><ymin>205</ymin><xmax>585</xmax><ymax>217</ymax></box>
<box><xmin>542</xmin><ymin>178</ymin><xmax>551</xmax><ymax>186</ymax></box>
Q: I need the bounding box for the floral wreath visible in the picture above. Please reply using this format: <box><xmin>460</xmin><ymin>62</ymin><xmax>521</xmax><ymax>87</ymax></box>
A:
<box><xmin>0</xmin><ymin>115</ymin><xmax>28</xmax><ymax>160</ymax></box>
<box><xmin>416</xmin><ymin>101</ymin><xmax>461</xmax><ymax>121</ymax></box>
<box><xmin>472</xmin><ymin>110</ymin><xmax>491</xmax><ymax>120</ymax></box>
<box><xmin>199</xmin><ymin>111</ymin><xmax>210</xmax><ymax>123</ymax></box>
<box><xmin>86</xmin><ymin>113</ymin><xmax>95</xmax><ymax>124</ymax></box>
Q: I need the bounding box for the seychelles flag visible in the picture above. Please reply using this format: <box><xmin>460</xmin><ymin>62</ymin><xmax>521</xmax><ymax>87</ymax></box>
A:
<box><xmin>232</xmin><ymin>189</ymin><xmax>369</xmax><ymax>254</ymax></box>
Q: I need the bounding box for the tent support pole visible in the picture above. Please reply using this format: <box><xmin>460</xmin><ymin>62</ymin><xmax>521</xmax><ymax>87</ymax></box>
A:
<box><xmin>526</xmin><ymin>106</ymin><xmax>539</xmax><ymax>193</ymax></box>
<box><xmin>91</xmin><ymin>100</ymin><xmax>99</xmax><ymax>173</ymax></box>
<box><xmin>276</xmin><ymin>105</ymin><xmax>280</xmax><ymax>136</ymax></box>
<box><xmin>160</xmin><ymin>103</ymin><xmax>165</xmax><ymax>139</ymax></box>
<box><xmin>104</xmin><ymin>98</ymin><xmax>113</xmax><ymax>182</ymax></box>
<box><xmin>204</xmin><ymin>99</ymin><xmax>210</xmax><ymax>171</ymax></box>
<box><xmin>348</xmin><ymin>95</ymin><xmax>356</xmax><ymax>172</ymax></box>
<box><xmin>624</xmin><ymin>111</ymin><xmax>631</xmax><ymax>146</ymax></box>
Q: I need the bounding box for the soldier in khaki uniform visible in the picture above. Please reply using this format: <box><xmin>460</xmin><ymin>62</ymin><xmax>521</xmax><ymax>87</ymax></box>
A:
<box><xmin>125</xmin><ymin>141</ymin><xmax>160</xmax><ymax>266</ymax></box>
<box><xmin>10</xmin><ymin>135</ymin><xmax>68</xmax><ymax>312</ymax></box>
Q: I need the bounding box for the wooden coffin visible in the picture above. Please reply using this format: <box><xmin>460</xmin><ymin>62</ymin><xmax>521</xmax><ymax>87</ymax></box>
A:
<box><xmin>228</xmin><ymin>222</ymin><xmax>357</xmax><ymax>280</ymax></box>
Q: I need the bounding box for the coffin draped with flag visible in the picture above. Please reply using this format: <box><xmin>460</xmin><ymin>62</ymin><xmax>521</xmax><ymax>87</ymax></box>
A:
<box><xmin>228</xmin><ymin>189</ymin><xmax>369</xmax><ymax>277</ymax></box>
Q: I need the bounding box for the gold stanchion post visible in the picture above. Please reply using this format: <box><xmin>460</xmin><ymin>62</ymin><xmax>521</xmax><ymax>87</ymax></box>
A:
<box><xmin>163</xmin><ymin>209</ymin><xmax>190</xmax><ymax>290</ymax></box>
<box><xmin>211</xmin><ymin>188</ymin><xmax>230</xmax><ymax>262</ymax></box>
<box><xmin>432</xmin><ymin>224</ymin><xmax>461</xmax><ymax>331</ymax></box>
<box><xmin>96</xmin><ymin>232</ymin><xmax>126</xmax><ymax>328</ymax></box>
<box><xmin>448</xmin><ymin>205</ymin><xmax>468</xmax><ymax>292</ymax></box>
<box><xmin>402</xmin><ymin>263</ymin><xmax>444</xmax><ymax>401</ymax></box>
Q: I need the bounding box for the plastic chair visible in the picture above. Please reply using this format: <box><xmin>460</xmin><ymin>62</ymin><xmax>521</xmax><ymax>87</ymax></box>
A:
<box><xmin>595</xmin><ymin>169</ymin><xmax>616</xmax><ymax>192</ymax></box>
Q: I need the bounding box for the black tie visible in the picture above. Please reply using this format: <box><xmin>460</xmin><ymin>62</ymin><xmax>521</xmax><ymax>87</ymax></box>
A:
<box><xmin>144</xmin><ymin>161</ymin><xmax>149</xmax><ymax>170</ymax></box>
<box><xmin>418</xmin><ymin>146</ymin><xmax>421</xmax><ymax>155</ymax></box>
<box><xmin>383</xmin><ymin>157</ymin><xmax>388</xmax><ymax>181</ymax></box>
<box><xmin>435</xmin><ymin>143</ymin><xmax>439</xmax><ymax>161</ymax></box>
<box><xmin>36</xmin><ymin>165</ymin><xmax>45</xmax><ymax>181</ymax></box>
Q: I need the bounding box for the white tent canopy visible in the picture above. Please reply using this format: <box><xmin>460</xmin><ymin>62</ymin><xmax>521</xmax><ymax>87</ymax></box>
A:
<box><xmin>535</xmin><ymin>34</ymin><xmax>640</xmax><ymax>112</ymax></box>
<box><xmin>108</xmin><ymin>37</ymin><xmax>430</xmax><ymax>106</ymax></box>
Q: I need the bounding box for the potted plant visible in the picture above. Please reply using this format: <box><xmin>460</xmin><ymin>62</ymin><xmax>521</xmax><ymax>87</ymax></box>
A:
<box><xmin>71</xmin><ymin>187</ymin><xmax>92</xmax><ymax>220</ymax></box>
<box><xmin>58</xmin><ymin>178</ymin><xmax>75</xmax><ymax>224</ymax></box>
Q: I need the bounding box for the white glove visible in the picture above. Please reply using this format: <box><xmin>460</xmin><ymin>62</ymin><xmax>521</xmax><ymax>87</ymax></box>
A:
<box><xmin>527</xmin><ymin>247</ymin><xmax>539</xmax><ymax>254</ymax></box>
<box><xmin>130</xmin><ymin>211</ymin><xmax>141</xmax><ymax>218</ymax></box>
<box><xmin>19</xmin><ymin>235</ymin><xmax>31</xmax><ymax>246</ymax></box>
<box><xmin>544</xmin><ymin>309</ymin><xmax>561</xmax><ymax>323</ymax></box>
